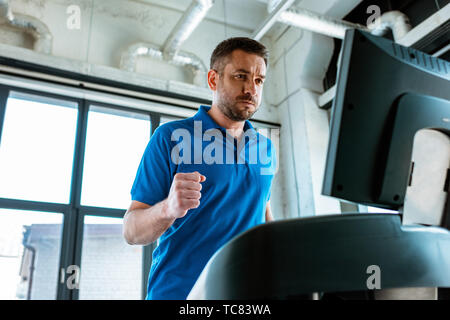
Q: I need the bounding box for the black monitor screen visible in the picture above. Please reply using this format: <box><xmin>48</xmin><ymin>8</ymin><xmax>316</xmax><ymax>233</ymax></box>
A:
<box><xmin>322</xmin><ymin>29</ymin><xmax>450</xmax><ymax>209</ymax></box>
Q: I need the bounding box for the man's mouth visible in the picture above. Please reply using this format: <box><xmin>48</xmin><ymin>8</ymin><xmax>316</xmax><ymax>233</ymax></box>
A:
<box><xmin>237</xmin><ymin>100</ymin><xmax>255</xmax><ymax>106</ymax></box>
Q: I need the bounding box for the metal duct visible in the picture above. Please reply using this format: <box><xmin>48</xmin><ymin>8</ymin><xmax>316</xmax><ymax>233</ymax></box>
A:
<box><xmin>0</xmin><ymin>0</ymin><xmax>13</xmax><ymax>22</ymax></box>
<box><xmin>278</xmin><ymin>8</ymin><xmax>369</xmax><ymax>40</ymax></box>
<box><xmin>252</xmin><ymin>0</ymin><xmax>295</xmax><ymax>40</ymax></box>
<box><xmin>120</xmin><ymin>0</ymin><xmax>213</xmax><ymax>87</ymax></box>
<box><xmin>162</xmin><ymin>0</ymin><xmax>214</xmax><ymax>60</ymax></box>
<box><xmin>367</xmin><ymin>10</ymin><xmax>412</xmax><ymax>41</ymax></box>
<box><xmin>0</xmin><ymin>0</ymin><xmax>52</xmax><ymax>54</ymax></box>
<box><xmin>120</xmin><ymin>42</ymin><xmax>208</xmax><ymax>87</ymax></box>
<box><xmin>120</xmin><ymin>43</ymin><xmax>162</xmax><ymax>72</ymax></box>
<box><xmin>267</xmin><ymin>0</ymin><xmax>282</xmax><ymax>13</ymax></box>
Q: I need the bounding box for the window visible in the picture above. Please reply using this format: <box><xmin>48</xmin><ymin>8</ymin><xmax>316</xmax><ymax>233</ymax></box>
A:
<box><xmin>0</xmin><ymin>92</ymin><xmax>78</xmax><ymax>203</ymax></box>
<box><xmin>0</xmin><ymin>84</ymin><xmax>178</xmax><ymax>300</ymax></box>
<box><xmin>78</xmin><ymin>215</ymin><xmax>143</xmax><ymax>300</ymax></box>
<box><xmin>0</xmin><ymin>209</ymin><xmax>63</xmax><ymax>300</ymax></box>
<box><xmin>81</xmin><ymin>106</ymin><xmax>150</xmax><ymax>209</ymax></box>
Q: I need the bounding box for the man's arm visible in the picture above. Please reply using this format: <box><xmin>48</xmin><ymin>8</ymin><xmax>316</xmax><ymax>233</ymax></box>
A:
<box><xmin>123</xmin><ymin>172</ymin><xmax>206</xmax><ymax>246</ymax></box>
<box><xmin>123</xmin><ymin>200</ymin><xmax>175</xmax><ymax>246</ymax></box>
<box><xmin>265</xmin><ymin>200</ymin><xmax>274</xmax><ymax>222</ymax></box>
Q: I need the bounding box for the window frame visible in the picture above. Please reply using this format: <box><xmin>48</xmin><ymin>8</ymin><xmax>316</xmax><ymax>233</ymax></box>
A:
<box><xmin>0</xmin><ymin>84</ymin><xmax>158</xmax><ymax>300</ymax></box>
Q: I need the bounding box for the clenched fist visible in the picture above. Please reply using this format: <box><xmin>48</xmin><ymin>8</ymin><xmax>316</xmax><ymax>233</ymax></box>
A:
<box><xmin>165</xmin><ymin>171</ymin><xmax>206</xmax><ymax>220</ymax></box>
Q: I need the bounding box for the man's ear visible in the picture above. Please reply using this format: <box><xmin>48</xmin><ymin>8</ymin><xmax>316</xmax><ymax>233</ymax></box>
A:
<box><xmin>207</xmin><ymin>69</ymin><xmax>218</xmax><ymax>91</ymax></box>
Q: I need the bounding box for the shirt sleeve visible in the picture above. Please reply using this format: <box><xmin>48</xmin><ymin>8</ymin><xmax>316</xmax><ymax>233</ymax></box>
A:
<box><xmin>130</xmin><ymin>125</ymin><xmax>174</xmax><ymax>206</ymax></box>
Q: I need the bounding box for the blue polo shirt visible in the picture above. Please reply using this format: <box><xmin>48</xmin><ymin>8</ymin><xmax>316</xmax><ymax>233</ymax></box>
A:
<box><xmin>130</xmin><ymin>105</ymin><xmax>276</xmax><ymax>300</ymax></box>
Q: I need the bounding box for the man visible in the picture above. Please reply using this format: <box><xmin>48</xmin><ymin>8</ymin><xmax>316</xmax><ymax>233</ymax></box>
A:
<box><xmin>123</xmin><ymin>37</ymin><xmax>276</xmax><ymax>300</ymax></box>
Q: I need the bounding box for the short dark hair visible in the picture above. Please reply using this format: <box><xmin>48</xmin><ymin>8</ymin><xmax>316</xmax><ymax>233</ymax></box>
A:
<box><xmin>210</xmin><ymin>37</ymin><xmax>268</xmax><ymax>74</ymax></box>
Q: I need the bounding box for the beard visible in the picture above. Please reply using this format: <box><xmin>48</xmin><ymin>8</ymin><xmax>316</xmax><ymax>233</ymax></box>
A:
<box><xmin>217</xmin><ymin>93</ymin><xmax>259</xmax><ymax>121</ymax></box>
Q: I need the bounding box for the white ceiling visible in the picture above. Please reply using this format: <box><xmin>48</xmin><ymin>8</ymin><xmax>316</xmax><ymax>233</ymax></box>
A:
<box><xmin>127</xmin><ymin>0</ymin><xmax>271</xmax><ymax>32</ymax></box>
<box><xmin>125</xmin><ymin>0</ymin><xmax>364</xmax><ymax>39</ymax></box>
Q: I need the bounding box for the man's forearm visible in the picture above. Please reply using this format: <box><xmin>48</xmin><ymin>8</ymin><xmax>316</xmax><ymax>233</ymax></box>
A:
<box><xmin>123</xmin><ymin>199</ymin><xmax>175</xmax><ymax>246</ymax></box>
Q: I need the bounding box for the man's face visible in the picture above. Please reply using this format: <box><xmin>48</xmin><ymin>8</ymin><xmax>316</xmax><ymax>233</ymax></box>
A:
<box><xmin>210</xmin><ymin>49</ymin><xmax>266</xmax><ymax>121</ymax></box>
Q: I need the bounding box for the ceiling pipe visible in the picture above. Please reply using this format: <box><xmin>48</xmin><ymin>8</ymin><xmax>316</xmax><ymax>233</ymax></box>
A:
<box><xmin>252</xmin><ymin>0</ymin><xmax>296</xmax><ymax>40</ymax></box>
<box><xmin>162</xmin><ymin>0</ymin><xmax>214</xmax><ymax>60</ymax></box>
<box><xmin>260</xmin><ymin>1</ymin><xmax>411</xmax><ymax>43</ymax></box>
<box><xmin>367</xmin><ymin>10</ymin><xmax>412</xmax><ymax>42</ymax></box>
<box><xmin>0</xmin><ymin>0</ymin><xmax>52</xmax><ymax>54</ymax></box>
<box><xmin>277</xmin><ymin>8</ymin><xmax>369</xmax><ymax>40</ymax></box>
<box><xmin>254</xmin><ymin>0</ymin><xmax>367</xmax><ymax>40</ymax></box>
<box><xmin>267</xmin><ymin>0</ymin><xmax>282</xmax><ymax>13</ymax></box>
<box><xmin>120</xmin><ymin>0</ymin><xmax>213</xmax><ymax>87</ymax></box>
<box><xmin>119</xmin><ymin>42</ymin><xmax>208</xmax><ymax>87</ymax></box>
<box><xmin>0</xmin><ymin>0</ymin><xmax>13</xmax><ymax>22</ymax></box>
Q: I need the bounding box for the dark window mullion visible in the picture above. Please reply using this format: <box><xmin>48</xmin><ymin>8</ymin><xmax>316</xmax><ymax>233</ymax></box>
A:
<box><xmin>59</xmin><ymin>98</ymin><xmax>89</xmax><ymax>300</ymax></box>
<box><xmin>0</xmin><ymin>85</ymin><xmax>9</xmax><ymax>145</ymax></box>
<box><xmin>142</xmin><ymin>244</ymin><xmax>155</xmax><ymax>300</ymax></box>
<box><xmin>79</xmin><ymin>206</ymin><xmax>126</xmax><ymax>219</ymax></box>
<box><xmin>70</xmin><ymin>99</ymin><xmax>89</xmax><ymax>209</ymax></box>
<box><xmin>84</xmin><ymin>99</ymin><xmax>152</xmax><ymax>119</ymax></box>
<box><xmin>0</xmin><ymin>197</ymin><xmax>68</xmax><ymax>213</ymax></box>
<box><xmin>69</xmin><ymin>208</ymin><xmax>84</xmax><ymax>301</ymax></box>
<box><xmin>57</xmin><ymin>207</ymin><xmax>78</xmax><ymax>300</ymax></box>
<box><xmin>150</xmin><ymin>112</ymin><xmax>160</xmax><ymax>135</ymax></box>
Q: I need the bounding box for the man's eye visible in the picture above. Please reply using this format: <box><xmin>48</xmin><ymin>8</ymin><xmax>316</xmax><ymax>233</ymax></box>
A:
<box><xmin>256</xmin><ymin>79</ymin><xmax>264</xmax><ymax>85</ymax></box>
<box><xmin>235</xmin><ymin>74</ymin><xmax>245</xmax><ymax>79</ymax></box>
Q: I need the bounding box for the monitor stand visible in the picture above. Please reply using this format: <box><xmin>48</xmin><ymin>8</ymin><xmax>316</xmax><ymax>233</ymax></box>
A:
<box><xmin>402</xmin><ymin>128</ymin><xmax>450</xmax><ymax>228</ymax></box>
<box><xmin>375</xmin><ymin>129</ymin><xmax>450</xmax><ymax>300</ymax></box>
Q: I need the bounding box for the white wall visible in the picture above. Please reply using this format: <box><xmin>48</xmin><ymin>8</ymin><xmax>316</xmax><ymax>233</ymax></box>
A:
<box><xmin>264</xmin><ymin>25</ymin><xmax>341</xmax><ymax>219</ymax></box>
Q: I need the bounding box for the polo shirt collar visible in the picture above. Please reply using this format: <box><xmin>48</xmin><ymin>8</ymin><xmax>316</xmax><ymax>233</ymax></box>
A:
<box><xmin>194</xmin><ymin>105</ymin><xmax>256</xmax><ymax>134</ymax></box>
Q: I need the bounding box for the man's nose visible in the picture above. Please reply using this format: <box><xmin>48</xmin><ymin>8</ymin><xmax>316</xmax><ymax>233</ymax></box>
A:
<box><xmin>243</xmin><ymin>79</ymin><xmax>257</xmax><ymax>96</ymax></box>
